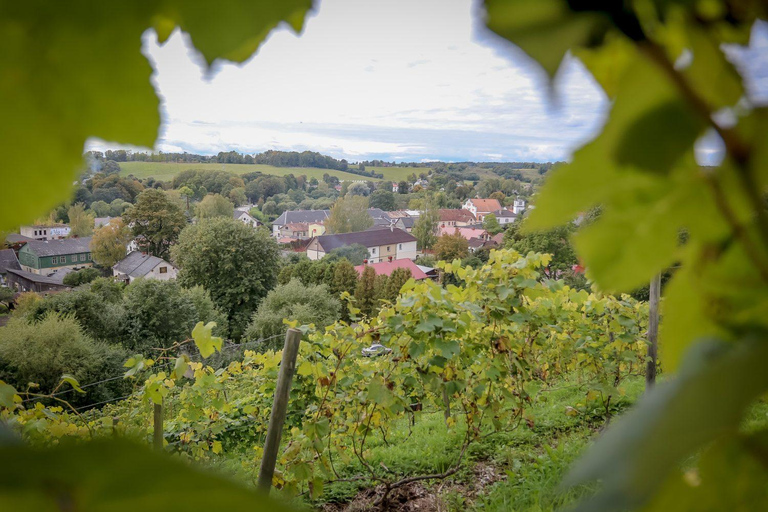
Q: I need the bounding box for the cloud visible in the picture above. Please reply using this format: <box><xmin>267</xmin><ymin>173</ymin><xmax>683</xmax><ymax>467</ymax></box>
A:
<box><xmin>86</xmin><ymin>1</ymin><xmax>767</xmax><ymax>164</ymax></box>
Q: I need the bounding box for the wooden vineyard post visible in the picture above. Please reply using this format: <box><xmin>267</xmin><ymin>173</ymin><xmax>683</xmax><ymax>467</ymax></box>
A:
<box><xmin>257</xmin><ymin>328</ymin><xmax>303</xmax><ymax>493</ymax></box>
<box><xmin>646</xmin><ymin>273</ymin><xmax>661</xmax><ymax>389</ymax></box>
<box><xmin>153</xmin><ymin>400</ymin><xmax>163</xmax><ymax>451</ymax></box>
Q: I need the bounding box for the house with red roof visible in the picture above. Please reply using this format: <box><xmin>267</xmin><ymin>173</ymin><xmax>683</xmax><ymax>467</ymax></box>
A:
<box><xmin>462</xmin><ymin>198</ymin><xmax>502</xmax><ymax>221</ymax></box>
<box><xmin>354</xmin><ymin>258</ymin><xmax>429</xmax><ymax>280</ymax></box>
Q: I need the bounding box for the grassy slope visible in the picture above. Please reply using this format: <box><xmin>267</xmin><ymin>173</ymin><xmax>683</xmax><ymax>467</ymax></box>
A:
<box><xmin>119</xmin><ymin>162</ymin><xmax>405</xmax><ymax>182</ymax></box>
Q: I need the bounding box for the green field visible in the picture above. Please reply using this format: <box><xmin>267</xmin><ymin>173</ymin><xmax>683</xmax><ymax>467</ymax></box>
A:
<box><xmin>118</xmin><ymin>162</ymin><xmax>431</xmax><ymax>183</ymax></box>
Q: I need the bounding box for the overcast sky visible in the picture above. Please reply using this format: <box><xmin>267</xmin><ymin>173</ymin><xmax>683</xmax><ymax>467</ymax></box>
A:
<box><xmin>88</xmin><ymin>0</ymin><xmax>767</xmax><ymax>164</ymax></box>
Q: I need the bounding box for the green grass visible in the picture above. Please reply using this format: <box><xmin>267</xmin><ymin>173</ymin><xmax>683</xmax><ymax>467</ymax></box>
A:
<box><xmin>118</xmin><ymin>162</ymin><xmax>431</xmax><ymax>183</ymax></box>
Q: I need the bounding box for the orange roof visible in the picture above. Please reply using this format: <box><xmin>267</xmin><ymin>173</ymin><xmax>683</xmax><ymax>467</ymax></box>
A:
<box><xmin>438</xmin><ymin>226</ymin><xmax>487</xmax><ymax>240</ymax></box>
<box><xmin>439</xmin><ymin>209</ymin><xmax>475</xmax><ymax>222</ymax></box>
<box><xmin>468</xmin><ymin>198</ymin><xmax>502</xmax><ymax>212</ymax></box>
<box><xmin>354</xmin><ymin>259</ymin><xmax>428</xmax><ymax>280</ymax></box>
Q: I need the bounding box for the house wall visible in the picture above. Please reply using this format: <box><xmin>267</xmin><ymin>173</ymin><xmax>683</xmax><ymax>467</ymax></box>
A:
<box><xmin>306</xmin><ymin>239</ymin><xmax>325</xmax><ymax>260</ymax></box>
<box><xmin>6</xmin><ymin>273</ymin><xmax>69</xmax><ymax>294</ymax></box>
<box><xmin>18</xmin><ymin>247</ymin><xmax>93</xmax><ymax>275</ymax></box>
<box><xmin>19</xmin><ymin>226</ymin><xmax>70</xmax><ymax>241</ymax></box>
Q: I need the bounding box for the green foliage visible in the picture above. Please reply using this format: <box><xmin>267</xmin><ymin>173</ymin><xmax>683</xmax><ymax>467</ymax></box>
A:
<box><xmin>172</xmin><ymin>217</ymin><xmax>280</xmax><ymax>339</ymax></box>
<box><xmin>369</xmin><ymin>189</ymin><xmax>396</xmax><ymax>211</ymax></box>
<box><xmin>434</xmin><ymin>232</ymin><xmax>469</xmax><ymax>262</ymax></box>
<box><xmin>89</xmin><ymin>218</ymin><xmax>131</xmax><ymax>268</ymax></box>
<box><xmin>482</xmin><ymin>213</ymin><xmax>503</xmax><ymax>235</ymax></box>
<box><xmin>196</xmin><ymin>193</ymin><xmax>235</xmax><ymax>220</ymax></box>
<box><xmin>504</xmin><ymin>221</ymin><xmax>578</xmax><ymax>273</ymax></box>
<box><xmin>0</xmin><ymin>313</ymin><xmax>129</xmax><ymax>405</ymax></box>
<box><xmin>245</xmin><ymin>279</ymin><xmax>341</xmax><ymax>344</ymax></box>
<box><xmin>326</xmin><ymin>195</ymin><xmax>373</xmax><ymax>234</ymax></box>
<box><xmin>67</xmin><ymin>203</ymin><xmax>94</xmax><ymax>238</ymax></box>
<box><xmin>383</xmin><ymin>267</ymin><xmax>412</xmax><ymax>302</ymax></box>
<box><xmin>412</xmin><ymin>201</ymin><xmax>439</xmax><ymax>250</ymax></box>
<box><xmin>353</xmin><ymin>265</ymin><xmax>378</xmax><ymax>317</ymax></box>
<box><xmin>123</xmin><ymin>189</ymin><xmax>186</xmax><ymax>259</ymax></box>
<box><xmin>325</xmin><ymin>244</ymin><xmax>369</xmax><ymax>266</ymax></box>
<box><xmin>122</xmin><ymin>279</ymin><xmax>197</xmax><ymax>351</ymax></box>
<box><xmin>61</xmin><ymin>267</ymin><xmax>100</xmax><ymax>287</ymax></box>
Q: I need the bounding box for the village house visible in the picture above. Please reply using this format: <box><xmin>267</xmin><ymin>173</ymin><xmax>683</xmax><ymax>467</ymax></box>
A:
<box><xmin>233</xmin><ymin>210</ymin><xmax>262</xmax><ymax>228</ymax></box>
<box><xmin>272</xmin><ymin>210</ymin><xmax>330</xmax><ymax>239</ymax></box>
<box><xmin>492</xmin><ymin>209</ymin><xmax>517</xmax><ymax>225</ymax></box>
<box><xmin>5</xmin><ymin>268</ymin><xmax>72</xmax><ymax>294</ymax></box>
<box><xmin>112</xmin><ymin>251</ymin><xmax>178</xmax><ymax>283</ymax></box>
<box><xmin>306</xmin><ymin>227</ymin><xmax>418</xmax><ymax>263</ymax></box>
<box><xmin>19</xmin><ymin>224</ymin><xmax>71</xmax><ymax>241</ymax></box>
<box><xmin>354</xmin><ymin>258</ymin><xmax>429</xmax><ymax>280</ymax></box>
<box><xmin>17</xmin><ymin>237</ymin><xmax>93</xmax><ymax>275</ymax></box>
<box><xmin>438</xmin><ymin>209</ymin><xmax>476</xmax><ymax>228</ymax></box>
<box><xmin>0</xmin><ymin>249</ymin><xmax>21</xmax><ymax>286</ymax></box>
<box><xmin>511</xmin><ymin>198</ymin><xmax>527</xmax><ymax>215</ymax></box>
<box><xmin>461</xmin><ymin>198</ymin><xmax>502</xmax><ymax>221</ymax></box>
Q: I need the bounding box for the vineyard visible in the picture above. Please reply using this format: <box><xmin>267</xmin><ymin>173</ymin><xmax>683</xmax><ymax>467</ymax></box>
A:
<box><xmin>0</xmin><ymin>250</ymin><xmax>651</xmax><ymax>509</ymax></box>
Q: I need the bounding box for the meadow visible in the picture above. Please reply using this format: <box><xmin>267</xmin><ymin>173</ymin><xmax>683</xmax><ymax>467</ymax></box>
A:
<box><xmin>119</xmin><ymin>162</ymin><xmax>433</xmax><ymax>183</ymax></box>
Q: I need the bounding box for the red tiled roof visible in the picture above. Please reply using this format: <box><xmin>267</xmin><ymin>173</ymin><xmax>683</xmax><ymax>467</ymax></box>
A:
<box><xmin>467</xmin><ymin>198</ymin><xmax>502</xmax><ymax>213</ymax></box>
<box><xmin>354</xmin><ymin>258</ymin><xmax>428</xmax><ymax>280</ymax></box>
<box><xmin>438</xmin><ymin>226</ymin><xmax>487</xmax><ymax>240</ymax></box>
<box><xmin>439</xmin><ymin>209</ymin><xmax>475</xmax><ymax>222</ymax></box>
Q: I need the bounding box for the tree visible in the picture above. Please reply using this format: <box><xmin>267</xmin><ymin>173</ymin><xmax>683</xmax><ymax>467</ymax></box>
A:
<box><xmin>244</xmin><ymin>279</ymin><xmax>341</xmax><ymax>345</ymax></box>
<box><xmin>331</xmin><ymin>259</ymin><xmax>358</xmax><ymax>297</ymax></box>
<box><xmin>102</xmin><ymin>160</ymin><xmax>121</xmax><ymax>175</ymax></box>
<box><xmin>326</xmin><ymin>195</ymin><xmax>373</xmax><ymax>234</ymax></box>
<box><xmin>397</xmin><ymin>181</ymin><xmax>408</xmax><ymax>194</ymax></box>
<box><xmin>196</xmin><ymin>194</ymin><xmax>234</xmax><ymax>220</ymax></box>
<box><xmin>123</xmin><ymin>189</ymin><xmax>186</xmax><ymax>259</ymax></box>
<box><xmin>346</xmin><ymin>182</ymin><xmax>370</xmax><ymax>197</ymax></box>
<box><xmin>504</xmin><ymin>223</ymin><xmax>577</xmax><ymax>273</ymax></box>
<box><xmin>483</xmin><ymin>213</ymin><xmax>503</xmax><ymax>235</ymax></box>
<box><xmin>90</xmin><ymin>218</ymin><xmax>131</xmax><ymax>268</ymax></box>
<box><xmin>172</xmin><ymin>217</ymin><xmax>280</xmax><ymax>339</ymax></box>
<box><xmin>122</xmin><ymin>279</ymin><xmax>197</xmax><ymax>351</ymax></box>
<box><xmin>325</xmin><ymin>244</ymin><xmax>370</xmax><ymax>266</ymax></box>
<box><xmin>369</xmin><ymin>189</ymin><xmax>396</xmax><ymax>211</ymax></box>
<box><xmin>62</xmin><ymin>267</ymin><xmax>101</xmax><ymax>287</ymax></box>
<box><xmin>412</xmin><ymin>202</ymin><xmax>439</xmax><ymax>251</ymax></box>
<box><xmin>178</xmin><ymin>186</ymin><xmax>194</xmax><ymax>212</ymax></box>
<box><xmin>0</xmin><ymin>286</ymin><xmax>14</xmax><ymax>311</ymax></box>
<box><xmin>229</xmin><ymin>187</ymin><xmax>247</xmax><ymax>207</ymax></box>
<box><xmin>354</xmin><ymin>265</ymin><xmax>377</xmax><ymax>318</ymax></box>
<box><xmin>67</xmin><ymin>203</ymin><xmax>94</xmax><ymax>237</ymax></box>
<box><xmin>383</xmin><ymin>267</ymin><xmax>412</xmax><ymax>301</ymax></box>
<box><xmin>434</xmin><ymin>233</ymin><xmax>469</xmax><ymax>262</ymax></box>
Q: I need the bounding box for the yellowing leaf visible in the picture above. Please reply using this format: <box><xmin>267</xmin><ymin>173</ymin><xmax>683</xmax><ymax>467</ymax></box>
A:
<box><xmin>192</xmin><ymin>321</ymin><xmax>223</xmax><ymax>359</ymax></box>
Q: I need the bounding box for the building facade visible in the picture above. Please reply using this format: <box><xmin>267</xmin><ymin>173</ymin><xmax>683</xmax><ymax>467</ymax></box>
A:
<box><xmin>113</xmin><ymin>251</ymin><xmax>178</xmax><ymax>283</ymax></box>
<box><xmin>306</xmin><ymin>227</ymin><xmax>418</xmax><ymax>263</ymax></box>
<box><xmin>17</xmin><ymin>238</ymin><xmax>93</xmax><ymax>275</ymax></box>
<box><xmin>19</xmin><ymin>224</ymin><xmax>71</xmax><ymax>241</ymax></box>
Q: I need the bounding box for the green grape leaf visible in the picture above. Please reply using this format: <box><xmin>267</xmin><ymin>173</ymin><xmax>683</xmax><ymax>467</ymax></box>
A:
<box><xmin>59</xmin><ymin>374</ymin><xmax>85</xmax><ymax>394</ymax></box>
<box><xmin>367</xmin><ymin>377</ymin><xmax>392</xmax><ymax>406</ymax></box>
<box><xmin>0</xmin><ymin>382</ymin><xmax>19</xmax><ymax>409</ymax></box>
<box><xmin>0</xmin><ymin>439</ymin><xmax>295</xmax><ymax>511</ymax></box>
<box><xmin>564</xmin><ymin>336</ymin><xmax>768</xmax><ymax>512</ymax></box>
<box><xmin>1</xmin><ymin>1</ymin><xmax>311</xmax><ymax>234</ymax></box>
<box><xmin>192</xmin><ymin>321</ymin><xmax>223</xmax><ymax>359</ymax></box>
<box><xmin>484</xmin><ymin>0</ymin><xmax>611</xmax><ymax>77</ymax></box>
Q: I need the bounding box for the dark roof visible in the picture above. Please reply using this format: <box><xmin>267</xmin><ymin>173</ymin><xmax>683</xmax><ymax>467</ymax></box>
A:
<box><xmin>439</xmin><ymin>209</ymin><xmax>475</xmax><ymax>222</ymax></box>
<box><xmin>316</xmin><ymin>228</ymin><xmax>416</xmax><ymax>252</ymax></box>
<box><xmin>398</xmin><ymin>217</ymin><xmax>415</xmax><ymax>228</ymax></box>
<box><xmin>23</xmin><ymin>237</ymin><xmax>92</xmax><ymax>257</ymax></box>
<box><xmin>0</xmin><ymin>249</ymin><xmax>21</xmax><ymax>273</ymax></box>
<box><xmin>367</xmin><ymin>208</ymin><xmax>391</xmax><ymax>221</ymax></box>
<box><xmin>6</xmin><ymin>268</ymin><xmax>72</xmax><ymax>287</ymax></box>
<box><xmin>6</xmin><ymin>234</ymin><xmax>33</xmax><ymax>243</ymax></box>
<box><xmin>493</xmin><ymin>209</ymin><xmax>517</xmax><ymax>218</ymax></box>
<box><xmin>273</xmin><ymin>210</ymin><xmax>329</xmax><ymax>226</ymax></box>
<box><xmin>113</xmin><ymin>251</ymin><xmax>172</xmax><ymax>278</ymax></box>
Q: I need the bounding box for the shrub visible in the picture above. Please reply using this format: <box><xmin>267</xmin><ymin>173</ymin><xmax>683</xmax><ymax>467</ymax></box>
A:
<box><xmin>62</xmin><ymin>267</ymin><xmax>101</xmax><ymax>287</ymax></box>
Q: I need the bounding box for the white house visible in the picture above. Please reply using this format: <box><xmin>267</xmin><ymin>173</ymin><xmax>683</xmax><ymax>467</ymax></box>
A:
<box><xmin>113</xmin><ymin>251</ymin><xmax>177</xmax><ymax>283</ymax></box>
<box><xmin>234</xmin><ymin>210</ymin><xmax>261</xmax><ymax>227</ymax></box>
<box><xmin>512</xmin><ymin>199</ymin><xmax>526</xmax><ymax>215</ymax></box>
<box><xmin>493</xmin><ymin>209</ymin><xmax>517</xmax><ymax>225</ymax></box>
<box><xmin>306</xmin><ymin>227</ymin><xmax>418</xmax><ymax>263</ymax></box>
<box><xmin>462</xmin><ymin>198</ymin><xmax>502</xmax><ymax>221</ymax></box>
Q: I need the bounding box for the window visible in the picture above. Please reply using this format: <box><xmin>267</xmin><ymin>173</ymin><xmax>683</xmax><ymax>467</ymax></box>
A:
<box><xmin>71</xmin><ymin>255</ymin><xmax>77</xmax><ymax>263</ymax></box>
<box><xmin>387</xmin><ymin>246</ymin><xmax>391</xmax><ymax>252</ymax></box>
<box><xmin>80</xmin><ymin>254</ymin><xmax>85</xmax><ymax>261</ymax></box>
<box><xmin>51</xmin><ymin>256</ymin><xmax>58</xmax><ymax>264</ymax></box>
<box><xmin>399</xmin><ymin>244</ymin><xmax>403</xmax><ymax>250</ymax></box>
<box><xmin>371</xmin><ymin>248</ymin><xmax>376</xmax><ymax>255</ymax></box>
<box><xmin>87</xmin><ymin>254</ymin><xmax>91</xmax><ymax>261</ymax></box>
<box><xmin>159</xmin><ymin>267</ymin><xmax>168</xmax><ymax>274</ymax></box>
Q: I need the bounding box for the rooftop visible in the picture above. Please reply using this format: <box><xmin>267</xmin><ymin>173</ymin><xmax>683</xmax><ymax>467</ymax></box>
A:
<box><xmin>0</xmin><ymin>249</ymin><xmax>21</xmax><ymax>273</ymax></box>
<box><xmin>354</xmin><ymin>258</ymin><xmax>428</xmax><ymax>280</ymax></box>
<box><xmin>439</xmin><ymin>209</ymin><xmax>476</xmax><ymax>222</ymax></box>
<box><xmin>466</xmin><ymin>198</ymin><xmax>502</xmax><ymax>212</ymax></box>
<box><xmin>315</xmin><ymin>227</ymin><xmax>416</xmax><ymax>252</ymax></box>
<box><xmin>23</xmin><ymin>237</ymin><xmax>92</xmax><ymax>257</ymax></box>
<box><xmin>273</xmin><ymin>210</ymin><xmax>330</xmax><ymax>226</ymax></box>
<box><xmin>113</xmin><ymin>251</ymin><xmax>172</xmax><ymax>278</ymax></box>
<box><xmin>6</xmin><ymin>268</ymin><xmax>72</xmax><ymax>287</ymax></box>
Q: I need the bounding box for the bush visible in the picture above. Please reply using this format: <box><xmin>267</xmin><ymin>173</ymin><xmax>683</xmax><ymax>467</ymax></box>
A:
<box><xmin>30</xmin><ymin>289</ymin><xmax>127</xmax><ymax>343</ymax></box>
<box><xmin>0</xmin><ymin>313</ymin><xmax>130</xmax><ymax>407</ymax></box>
<box><xmin>245</xmin><ymin>279</ymin><xmax>341</xmax><ymax>348</ymax></box>
<box><xmin>62</xmin><ymin>267</ymin><xmax>101</xmax><ymax>287</ymax></box>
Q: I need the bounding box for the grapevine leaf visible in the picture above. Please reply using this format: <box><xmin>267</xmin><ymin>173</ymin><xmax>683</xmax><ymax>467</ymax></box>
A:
<box><xmin>0</xmin><ymin>439</ymin><xmax>295</xmax><ymax>511</ymax></box>
<box><xmin>484</xmin><ymin>0</ymin><xmax>611</xmax><ymax>77</ymax></box>
<box><xmin>192</xmin><ymin>321</ymin><xmax>223</xmax><ymax>359</ymax></box>
<box><xmin>0</xmin><ymin>382</ymin><xmax>18</xmax><ymax>409</ymax></box>
<box><xmin>367</xmin><ymin>378</ymin><xmax>391</xmax><ymax>406</ymax></box>
<box><xmin>564</xmin><ymin>336</ymin><xmax>768</xmax><ymax>512</ymax></box>
<box><xmin>1</xmin><ymin>1</ymin><xmax>311</xmax><ymax>234</ymax></box>
<box><xmin>59</xmin><ymin>374</ymin><xmax>85</xmax><ymax>394</ymax></box>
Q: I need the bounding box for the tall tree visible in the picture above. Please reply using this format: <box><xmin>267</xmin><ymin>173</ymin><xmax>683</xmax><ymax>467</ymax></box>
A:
<box><xmin>383</xmin><ymin>267</ymin><xmax>412</xmax><ymax>301</ymax></box>
<box><xmin>67</xmin><ymin>203</ymin><xmax>94</xmax><ymax>238</ymax></box>
<box><xmin>326</xmin><ymin>195</ymin><xmax>373</xmax><ymax>234</ymax></box>
<box><xmin>434</xmin><ymin>233</ymin><xmax>469</xmax><ymax>262</ymax></box>
<box><xmin>504</xmin><ymin>223</ymin><xmax>577</xmax><ymax>273</ymax></box>
<box><xmin>412</xmin><ymin>202</ymin><xmax>439</xmax><ymax>251</ymax></box>
<box><xmin>483</xmin><ymin>213</ymin><xmax>503</xmax><ymax>235</ymax></box>
<box><xmin>172</xmin><ymin>217</ymin><xmax>280</xmax><ymax>339</ymax></box>
<box><xmin>369</xmin><ymin>189</ymin><xmax>396</xmax><ymax>211</ymax></box>
<box><xmin>196</xmin><ymin>193</ymin><xmax>234</xmax><ymax>220</ymax></box>
<box><xmin>354</xmin><ymin>265</ymin><xmax>377</xmax><ymax>318</ymax></box>
<box><xmin>90</xmin><ymin>218</ymin><xmax>131</xmax><ymax>268</ymax></box>
<box><xmin>331</xmin><ymin>259</ymin><xmax>358</xmax><ymax>297</ymax></box>
<box><xmin>123</xmin><ymin>189</ymin><xmax>186</xmax><ymax>258</ymax></box>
